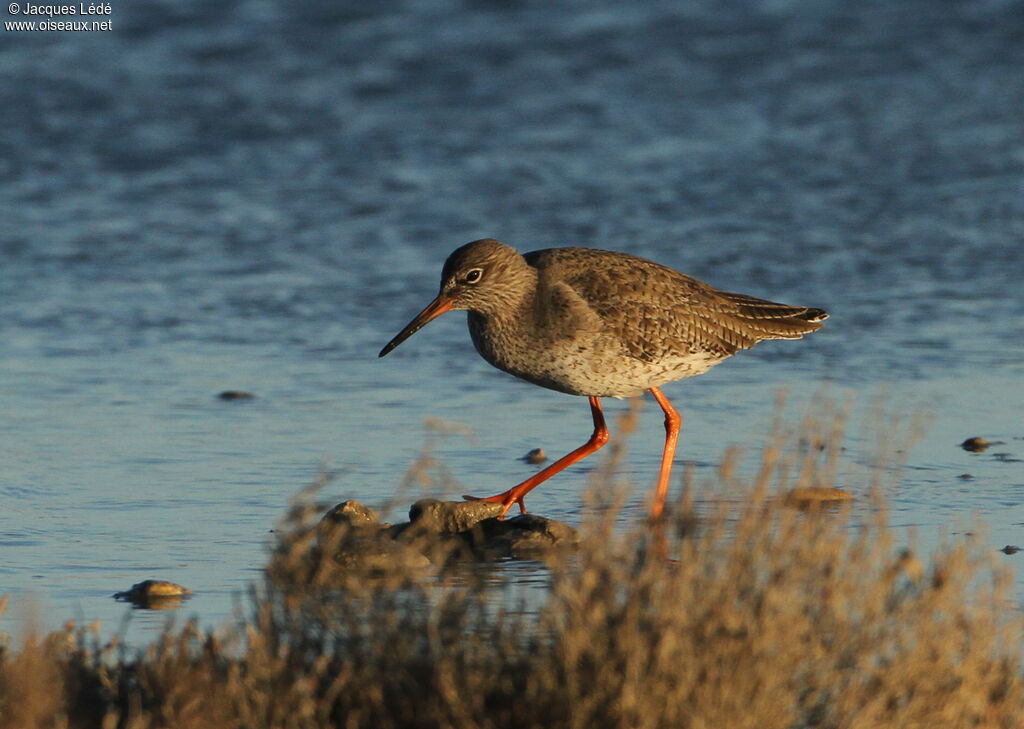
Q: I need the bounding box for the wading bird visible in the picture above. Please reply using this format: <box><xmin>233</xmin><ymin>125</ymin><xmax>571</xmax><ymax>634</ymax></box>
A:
<box><xmin>379</xmin><ymin>239</ymin><xmax>827</xmax><ymax>519</ymax></box>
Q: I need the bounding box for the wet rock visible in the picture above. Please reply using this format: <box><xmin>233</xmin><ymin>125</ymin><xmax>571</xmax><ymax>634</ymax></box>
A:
<box><xmin>218</xmin><ymin>390</ymin><xmax>255</xmax><ymax>401</ymax></box>
<box><xmin>318</xmin><ymin>500</ymin><xmax>431</xmax><ymax>572</ymax></box>
<box><xmin>320</xmin><ymin>500</ymin><xmax>381</xmax><ymax>530</ymax></box>
<box><xmin>958</xmin><ymin>473</ymin><xmax>973</xmax><ymax>481</ymax></box>
<box><xmin>961</xmin><ymin>437</ymin><xmax>989</xmax><ymax>452</ymax></box>
<box><xmin>317</xmin><ymin>499</ymin><xmax>384</xmax><ymax>546</ymax></box>
<box><xmin>783</xmin><ymin>487</ymin><xmax>854</xmax><ymax>510</ymax></box>
<box><xmin>334</xmin><ymin>536</ymin><xmax>432</xmax><ymax>571</ymax></box>
<box><xmin>469</xmin><ymin>513</ymin><xmax>579</xmax><ymax>558</ymax></box>
<box><xmin>320</xmin><ymin>499</ymin><xmax>577</xmax><ymax>567</ymax></box>
<box><xmin>408</xmin><ymin>498</ymin><xmax>505</xmax><ymax>534</ymax></box>
<box><xmin>114</xmin><ymin>580</ymin><xmax>192</xmax><ymax>609</ymax></box>
<box><xmin>521</xmin><ymin>448</ymin><xmax>547</xmax><ymax>464</ymax></box>
<box><xmin>1000</xmin><ymin>545</ymin><xmax>1020</xmax><ymax>555</ymax></box>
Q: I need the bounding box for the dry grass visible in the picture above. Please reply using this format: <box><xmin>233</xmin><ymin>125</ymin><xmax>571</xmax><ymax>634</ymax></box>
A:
<box><xmin>1</xmin><ymin>402</ymin><xmax>1021</xmax><ymax>729</ymax></box>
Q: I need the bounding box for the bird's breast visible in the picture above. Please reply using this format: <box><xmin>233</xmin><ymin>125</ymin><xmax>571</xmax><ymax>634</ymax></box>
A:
<box><xmin>465</xmin><ymin>310</ymin><xmax>718</xmax><ymax>397</ymax></box>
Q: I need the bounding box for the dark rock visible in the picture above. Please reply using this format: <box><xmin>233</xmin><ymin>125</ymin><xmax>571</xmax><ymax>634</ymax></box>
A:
<box><xmin>218</xmin><ymin>390</ymin><xmax>255</xmax><ymax>400</ymax></box>
<box><xmin>961</xmin><ymin>437</ymin><xmax>989</xmax><ymax>452</ymax></box>
<box><xmin>408</xmin><ymin>498</ymin><xmax>505</xmax><ymax>534</ymax></box>
<box><xmin>521</xmin><ymin>448</ymin><xmax>547</xmax><ymax>464</ymax></box>
<box><xmin>320</xmin><ymin>500</ymin><xmax>381</xmax><ymax>529</ymax></box>
<box><xmin>384</xmin><ymin>521</ymin><xmax>413</xmax><ymax>539</ymax></box>
<box><xmin>334</xmin><ymin>537</ymin><xmax>432</xmax><ymax>571</ymax></box>
<box><xmin>1000</xmin><ymin>545</ymin><xmax>1020</xmax><ymax>555</ymax></box>
<box><xmin>318</xmin><ymin>499</ymin><xmax>577</xmax><ymax>567</ymax></box>
<box><xmin>317</xmin><ymin>499</ymin><xmax>385</xmax><ymax>545</ymax></box>
<box><xmin>469</xmin><ymin>513</ymin><xmax>579</xmax><ymax>558</ymax></box>
<box><xmin>114</xmin><ymin>580</ymin><xmax>191</xmax><ymax>609</ymax></box>
<box><xmin>318</xmin><ymin>500</ymin><xmax>430</xmax><ymax>572</ymax></box>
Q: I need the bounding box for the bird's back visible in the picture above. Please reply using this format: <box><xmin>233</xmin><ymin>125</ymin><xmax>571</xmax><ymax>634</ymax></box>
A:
<box><xmin>524</xmin><ymin>247</ymin><xmax>828</xmax><ymax>364</ymax></box>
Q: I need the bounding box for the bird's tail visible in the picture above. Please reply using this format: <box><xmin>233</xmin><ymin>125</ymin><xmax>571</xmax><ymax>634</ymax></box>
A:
<box><xmin>719</xmin><ymin>291</ymin><xmax>829</xmax><ymax>341</ymax></box>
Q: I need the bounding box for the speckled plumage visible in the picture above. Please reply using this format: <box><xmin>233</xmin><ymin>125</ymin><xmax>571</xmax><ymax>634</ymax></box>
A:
<box><xmin>379</xmin><ymin>238</ymin><xmax>828</xmax><ymax>519</ymax></box>
<box><xmin>447</xmin><ymin>240</ymin><xmax>828</xmax><ymax>397</ymax></box>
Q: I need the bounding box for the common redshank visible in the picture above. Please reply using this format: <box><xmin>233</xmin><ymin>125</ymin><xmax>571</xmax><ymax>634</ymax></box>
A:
<box><xmin>379</xmin><ymin>239</ymin><xmax>827</xmax><ymax>519</ymax></box>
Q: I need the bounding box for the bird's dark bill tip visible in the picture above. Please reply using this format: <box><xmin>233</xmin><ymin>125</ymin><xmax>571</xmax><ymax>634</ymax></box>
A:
<box><xmin>378</xmin><ymin>295</ymin><xmax>455</xmax><ymax>358</ymax></box>
<box><xmin>378</xmin><ymin>338</ymin><xmax>403</xmax><ymax>358</ymax></box>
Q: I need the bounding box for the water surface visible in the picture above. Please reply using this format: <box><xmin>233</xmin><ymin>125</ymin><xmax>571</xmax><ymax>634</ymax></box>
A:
<box><xmin>1</xmin><ymin>0</ymin><xmax>1022</xmax><ymax>641</ymax></box>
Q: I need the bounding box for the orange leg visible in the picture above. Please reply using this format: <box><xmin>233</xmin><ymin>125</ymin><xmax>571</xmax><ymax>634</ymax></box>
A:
<box><xmin>648</xmin><ymin>386</ymin><xmax>681</xmax><ymax>521</ymax></box>
<box><xmin>464</xmin><ymin>396</ymin><xmax>609</xmax><ymax>518</ymax></box>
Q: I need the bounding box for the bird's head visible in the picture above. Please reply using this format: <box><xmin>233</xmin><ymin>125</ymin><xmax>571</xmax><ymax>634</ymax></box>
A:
<box><xmin>378</xmin><ymin>238</ymin><xmax>527</xmax><ymax>357</ymax></box>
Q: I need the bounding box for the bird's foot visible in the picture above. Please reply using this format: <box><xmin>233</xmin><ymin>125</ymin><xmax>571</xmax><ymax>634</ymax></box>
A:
<box><xmin>462</xmin><ymin>490</ymin><xmax>527</xmax><ymax>519</ymax></box>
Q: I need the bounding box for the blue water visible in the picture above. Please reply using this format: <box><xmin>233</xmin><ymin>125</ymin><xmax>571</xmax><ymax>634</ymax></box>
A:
<box><xmin>1</xmin><ymin>0</ymin><xmax>1022</xmax><ymax>641</ymax></box>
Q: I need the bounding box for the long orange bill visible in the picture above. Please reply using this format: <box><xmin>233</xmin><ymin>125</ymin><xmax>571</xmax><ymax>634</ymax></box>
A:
<box><xmin>378</xmin><ymin>295</ymin><xmax>455</xmax><ymax>357</ymax></box>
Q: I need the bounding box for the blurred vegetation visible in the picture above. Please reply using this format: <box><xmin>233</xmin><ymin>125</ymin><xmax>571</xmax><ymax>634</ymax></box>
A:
<box><xmin>0</xmin><ymin>400</ymin><xmax>1021</xmax><ymax>729</ymax></box>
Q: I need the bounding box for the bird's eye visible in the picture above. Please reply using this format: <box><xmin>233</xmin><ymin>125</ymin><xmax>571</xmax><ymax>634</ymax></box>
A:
<box><xmin>463</xmin><ymin>268</ymin><xmax>483</xmax><ymax>284</ymax></box>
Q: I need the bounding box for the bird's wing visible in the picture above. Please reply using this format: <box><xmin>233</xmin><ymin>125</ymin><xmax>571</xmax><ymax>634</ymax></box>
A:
<box><xmin>527</xmin><ymin>248</ymin><xmax>827</xmax><ymax>362</ymax></box>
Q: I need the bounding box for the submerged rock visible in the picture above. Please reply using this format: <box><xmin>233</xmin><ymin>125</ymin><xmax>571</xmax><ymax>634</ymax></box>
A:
<box><xmin>334</xmin><ymin>537</ymin><xmax>432</xmax><ymax>571</ymax></box>
<box><xmin>114</xmin><ymin>580</ymin><xmax>192</xmax><ymax>609</ymax></box>
<box><xmin>408</xmin><ymin>498</ymin><xmax>505</xmax><ymax>534</ymax></box>
<box><xmin>961</xmin><ymin>437</ymin><xmax>990</xmax><ymax>452</ymax></box>
<box><xmin>321</xmin><ymin>498</ymin><xmax>577</xmax><ymax>569</ymax></box>
<box><xmin>521</xmin><ymin>448</ymin><xmax>547</xmax><ymax>464</ymax></box>
<box><xmin>470</xmin><ymin>513</ymin><xmax>579</xmax><ymax>558</ymax></box>
<box><xmin>218</xmin><ymin>390</ymin><xmax>255</xmax><ymax>401</ymax></box>
<box><xmin>317</xmin><ymin>500</ymin><xmax>430</xmax><ymax>571</ymax></box>
<box><xmin>783</xmin><ymin>487</ymin><xmax>854</xmax><ymax>510</ymax></box>
<box><xmin>320</xmin><ymin>499</ymin><xmax>381</xmax><ymax>530</ymax></box>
